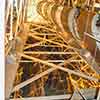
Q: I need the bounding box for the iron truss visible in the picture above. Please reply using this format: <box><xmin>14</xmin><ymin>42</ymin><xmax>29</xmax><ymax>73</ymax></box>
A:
<box><xmin>5</xmin><ymin>0</ymin><xmax>100</xmax><ymax>100</ymax></box>
<box><xmin>6</xmin><ymin>22</ymin><xmax>100</xmax><ymax>100</ymax></box>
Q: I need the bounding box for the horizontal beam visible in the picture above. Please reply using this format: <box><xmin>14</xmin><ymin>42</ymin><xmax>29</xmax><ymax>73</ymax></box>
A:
<box><xmin>10</xmin><ymin>88</ymin><xmax>97</xmax><ymax>100</ymax></box>
<box><xmin>29</xmin><ymin>32</ymin><xmax>57</xmax><ymax>36</ymax></box>
<box><xmin>25</xmin><ymin>44</ymin><xmax>66</xmax><ymax>48</ymax></box>
<box><xmin>10</xmin><ymin>94</ymin><xmax>71</xmax><ymax>100</ymax></box>
<box><xmin>19</xmin><ymin>59</ymin><xmax>83</xmax><ymax>63</ymax></box>
<box><xmin>24</xmin><ymin>51</ymin><xmax>77</xmax><ymax>55</ymax></box>
<box><xmin>19</xmin><ymin>60</ymin><xmax>65</xmax><ymax>63</ymax></box>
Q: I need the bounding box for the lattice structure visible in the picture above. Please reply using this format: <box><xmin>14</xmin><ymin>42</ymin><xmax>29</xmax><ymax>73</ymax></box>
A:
<box><xmin>8</xmin><ymin>22</ymin><xmax>99</xmax><ymax>99</ymax></box>
<box><xmin>5</xmin><ymin>0</ymin><xmax>100</xmax><ymax>100</ymax></box>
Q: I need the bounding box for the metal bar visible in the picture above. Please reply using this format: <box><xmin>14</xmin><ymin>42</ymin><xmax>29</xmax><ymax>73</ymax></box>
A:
<box><xmin>12</xmin><ymin>61</ymin><xmax>65</xmax><ymax>92</ymax></box>
<box><xmin>97</xmin><ymin>88</ymin><xmax>100</xmax><ymax>100</ymax></box>
<box><xmin>27</xmin><ymin>45</ymin><xmax>65</xmax><ymax>47</ymax></box>
<box><xmin>29</xmin><ymin>32</ymin><xmax>57</xmax><ymax>36</ymax></box>
<box><xmin>18</xmin><ymin>53</ymin><xmax>98</xmax><ymax>81</ymax></box>
<box><xmin>58</xmin><ymin>31</ymin><xmax>100</xmax><ymax>74</ymax></box>
<box><xmin>10</xmin><ymin>94</ymin><xmax>71</xmax><ymax>100</ymax></box>
<box><xmin>85</xmin><ymin>32</ymin><xmax>100</xmax><ymax>43</ymax></box>
<box><xmin>24</xmin><ymin>36</ymin><xmax>61</xmax><ymax>50</ymax></box>
<box><xmin>28</xmin><ymin>23</ymin><xmax>57</xmax><ymax>33</ymax></box>
<box><xmin>24</xmin><ymin>41</ymin><xmax>43</xmax><ymax>50</ymax></box>
<box><xmin>12</xmin><ymin>67</ymin><xmax>57</xmax><ymax>92</ymax></box>
<box><xmin>71</xmin><ymin>88</ymin><xmax>97</xmax><ymax>100</ymax></box>
<box><xmin>28</xmin><ymin>33</ymin><xmax>78</xmax><ymax>50</ymax></box>
<box><xmin>9</xmin><ymin>0</ymin><xmax>13</xmax><ymax>40</ymax></box>
<box><xmin>12</xmin><ymin>55</ymin><xmax>81</xmax><ymax>92</ymax></box>
<box><xmin>10</xmin><ymin>88</ymin><xmax>97</xmax><ymax>100</ymax></box>
<box><xmin>19</xmin><ymin>59</ymin><xmax>83</xmax><ymax>63</ymax></box>
<box><xmin>19</xmin><ymin>60</ymin><xmax>65</xmax><ymax>63</ymax></box>
<box><xmin>5</xmin><ymin>44</ymin><xmax>12</xmax><ymax>56</ymax></box>
<box><xmin>24</xmin><ymin>51</ymin><xmax>77</xmax><ymax>55</ymax></box>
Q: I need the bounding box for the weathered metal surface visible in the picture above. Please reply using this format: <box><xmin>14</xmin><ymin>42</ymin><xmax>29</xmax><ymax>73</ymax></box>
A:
<box><xmin>5</xmin><ymin>24</ymin><xmax>29</xmax><ymax>99</ymax></box>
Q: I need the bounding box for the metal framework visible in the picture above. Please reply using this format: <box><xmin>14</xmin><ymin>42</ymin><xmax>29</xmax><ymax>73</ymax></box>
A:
<box><xmin>5</xmin><ymin>0</ymin><xmax>100</xmax><ymax>100</ymax></box>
